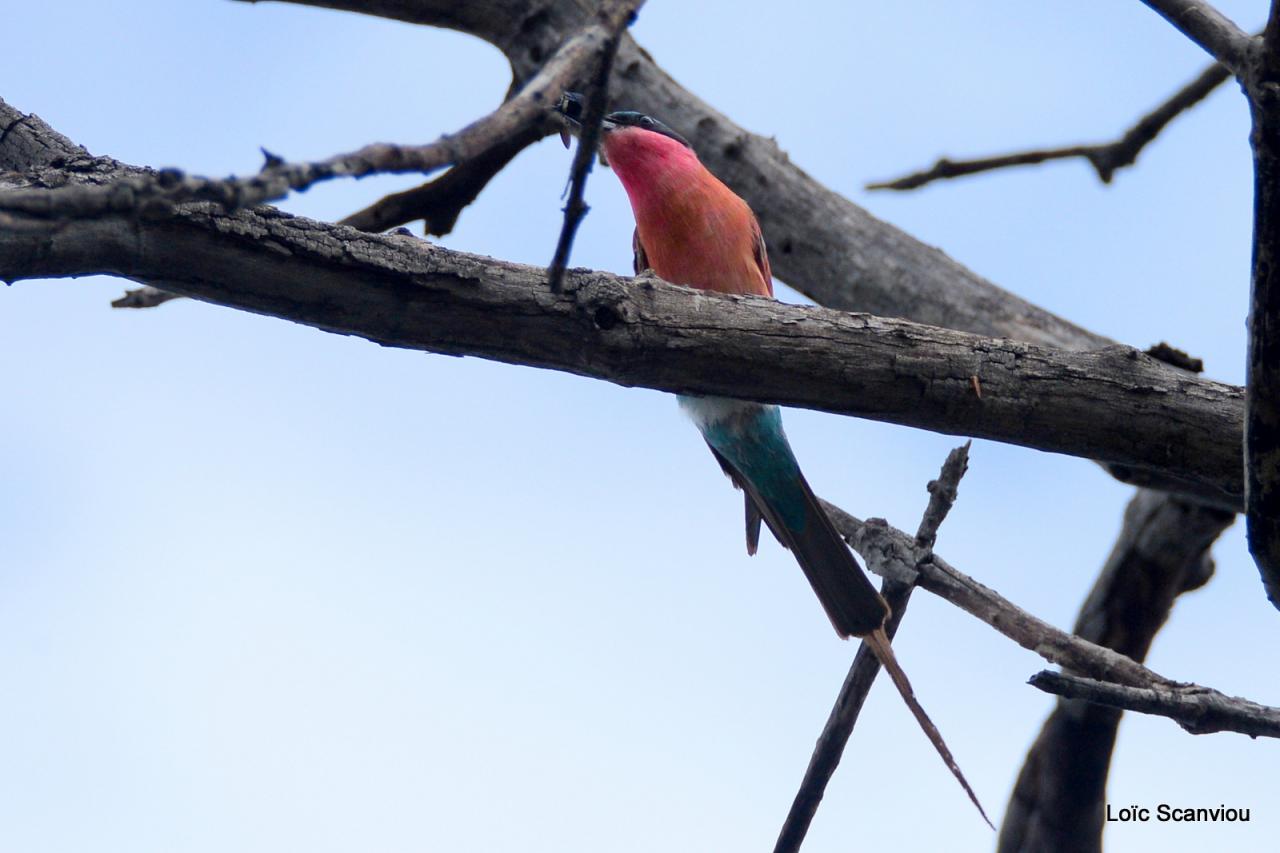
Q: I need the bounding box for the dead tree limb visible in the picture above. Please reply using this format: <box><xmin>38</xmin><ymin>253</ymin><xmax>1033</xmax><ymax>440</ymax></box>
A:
<box><xmin>867</xmin><ymin>60</ymin><xmax>1231</xmax><ymax>191</ymax></box>
<box><xmin>1138</xmin><ymin>0</ymin><xmax>1253</xmax><ymax>75</ymax></box>
<box><xmin>0</xmin><ymin>182</ymin><xmax>1246</xmax><ymax>509</ymax></box>
<box><xmin>824</xmin><ymin>507</ymin><xmax>1165</xmax><ymax>687</ymax></box>
<box><xmin>1029</xmin><ymin>671</ymin><xmax>1280</xmax><ymax>738</ymax></box>
<box><xmin>820</xmin><ymin>507</ymin><xmax>1278</xmax><ymax>736</ymax></box>
<box><xmin>1243</xmin><ymin>5</ymin><xmax>1280</xmax><ymax>607</ymax></box>
<box><xmin>340</xmin><ymin>120</ymin><xmax>550</xmax><ymax>235</ymax></box>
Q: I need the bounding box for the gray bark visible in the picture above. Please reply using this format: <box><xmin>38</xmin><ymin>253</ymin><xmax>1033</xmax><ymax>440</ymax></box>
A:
<box><xmin>0</xmin><ymin>166</ymin><xmax>1245</xmax><ymax>509</ymax></box>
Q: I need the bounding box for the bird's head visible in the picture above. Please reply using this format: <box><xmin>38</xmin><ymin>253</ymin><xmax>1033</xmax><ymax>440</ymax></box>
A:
<box><xmin>553</xmin><ymin>91</ymin><xmax>694</xmax><ymax>175</ymax></box>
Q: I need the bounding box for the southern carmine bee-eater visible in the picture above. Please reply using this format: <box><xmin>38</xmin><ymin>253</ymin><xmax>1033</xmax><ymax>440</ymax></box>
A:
<box><xmin>554</xmin><ymin>93</ymin><xmax>989</xmax><ymax>826</ymax></box>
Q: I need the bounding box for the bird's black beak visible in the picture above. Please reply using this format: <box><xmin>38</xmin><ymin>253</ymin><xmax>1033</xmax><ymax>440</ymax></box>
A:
<box><xmin>554</xmin><ymin>91</ymin><xmax>586</xmax><ymax>149</ymax></box>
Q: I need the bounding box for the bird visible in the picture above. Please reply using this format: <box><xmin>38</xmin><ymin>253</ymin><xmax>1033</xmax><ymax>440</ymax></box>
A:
<box><xmin>554</xmin><ymin>92</ymin><xmax>989</xmax><ymax>827</ymax></box>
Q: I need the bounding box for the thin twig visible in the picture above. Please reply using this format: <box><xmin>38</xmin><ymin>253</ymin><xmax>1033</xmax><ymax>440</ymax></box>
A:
<box><xmin>867</xmin><ymin>60</ymin><xmax>1230</xmax><ymax>191</ymax></box>
<box><xmin>1029</xmin><ymin>671</ymin><xmax>1280</xmax><ymax>738</ymax></box>
<box><xmin>546</xmin><ymin>2</ymin><xmax>642</xmax><ymax>291</ymax></box>
<box><xmin>915</xmin><ymin>442</ymin><xmax>971</xmax><ymax>550</ymax></box>
<box><xmin>822</xmin><ymin>505</ymin><xmax>1280</xmax><ymax>739</ymax></box>
<box><xmin>774</xmin><ymin>444</ymin><xmax>971</xmax><ymax>853</ymax></box>
<box><xmin>341</xmin><ymin>121</ymin><xmax>551</xmax><ymax>234</ymax></box>
<box><xmin>0</xmin><ymin>1</ymin><xmax>635</xmax><ymax>221</ymax></box>
<box><xmin>823</xmin><ymin>503</ymin><xmax>1173</xmax><ymax>687</ymax></box>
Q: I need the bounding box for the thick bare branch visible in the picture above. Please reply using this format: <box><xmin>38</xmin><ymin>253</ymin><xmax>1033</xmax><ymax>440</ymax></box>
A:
<box><xmin>867</xmin><ymin>60</ymin><xmax>1231</xmax><ymax>191</ymax></box>
<box><xmin>0</xmin><ymin>92</ymin><xmax>1244</xmax><ymax>517</ymax></box>
<box><xmin>775</xmin><ymin>444</ymin><xmax>970</xmax><ymax>853</ymax></box>
<box><xmin>1244</xmin><ymin>5</ymin><xmax>1280</xmax><ymax>608</ymax></box>
<box><xmin>0</xmin><ymin>105</ymin><xmax>84</xmax><ymax>171</ymax></box>
<box><xmin>1139</xmin><ymin>0</ymin><xmax>1254</xmax><ymax>76</ymax></box>
<box><xmin>998</xmin><ymin>491</ymin><xmax>1233</xmax><ymax>852</ymax></box>
<box><xmin>0</xmin><ymin>192</ymin><xmax>1246</xmax><ymax>508</ymax></box>
<box><xmin>1029</xmin><ymin>671</ymin><xmax>1280</xmax><ymax>738</ymax></box>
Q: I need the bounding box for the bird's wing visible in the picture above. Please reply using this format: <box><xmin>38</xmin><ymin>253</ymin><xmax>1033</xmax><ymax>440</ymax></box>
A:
<box><xmin>707</xmin><ymin>444</ymin><xmax>766</xmax><ymax>556</ymax></box>
<box><xmin>750</xmin><ymin>216</ymin><xmax>774</xmax><ymax>297</ymax></box>
<box><xmin>632</xmin><ymin>228</ymin><xmax>649</xmax><ymax>275</ymax></box>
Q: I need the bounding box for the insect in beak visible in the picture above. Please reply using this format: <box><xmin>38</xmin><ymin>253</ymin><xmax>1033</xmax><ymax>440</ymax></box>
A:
<box><xmin>554</xmin><ymin>91</ymin><xmax>586</xmax><ymax>149</ymax></box>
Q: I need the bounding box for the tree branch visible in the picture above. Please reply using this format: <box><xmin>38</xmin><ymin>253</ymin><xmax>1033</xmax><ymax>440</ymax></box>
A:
<box><xmin>1029</xmin><ymin>671</ymin><xmax>1280</xmax><ymax>738</ymax></box>
<box><xmin>824</xmin><ymin>507</ymin><xmax>1165</xmax><ymax>687</ymax></box>
<box><xmin>998</xmin><ymin>490</ymin><xmax>1233</xmax><ymax>852</ymax></box>
<box><xmin>0</xmin><ymin>187</ymin><xmax>1246</xmax><ymax>508</ymax></box>
<box><xmin>1243</xmin><ymin>4</ymin><xmax>1280</xmax><ymax>609</ymax></box>
<box><xmin>819</xmin><ymin>507</ymin><xmax>1280</xmax><ymax>739</ymax></box>
<box><xmin>1139</xmin><ymin>0</ymin><xmax>1254</xmax><ymax>76</ymax></box>
<box><xmin>0</xmin><ymin>105</ymin><xmax>83</xmax><ymax>170</ymax></box>
<box><xmin>0</xmin><ymin>0</ymin><xmax>637</xmax><ymax>221</ymax></box>
<box><xmin>340</xmin><ymin>120</ymin><xmax>551</xmax><ymax>234</ymax></box>
<box><xmin>774</xmin><ymin>444</ymin><xmax>970</xmax><ymax>853</ymax></box>
<box><xmin>915</xmin><ymin>443</ymin><xmax>971</xmax><ymax>550</ymax></box>
<box><xmin>867</xmin><ymin>59</ymin><xmax>1231</xmax><ymax>191</ymax></box>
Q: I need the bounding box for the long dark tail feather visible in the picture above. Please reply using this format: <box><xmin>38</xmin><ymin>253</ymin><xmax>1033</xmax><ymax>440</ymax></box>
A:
<box><xmin>750</xmin><ymin>466</ymin><xmax>888</xmax><ymax>638</ymax></box>
<box><xmin>865</xmin><ymin>629</ymin><xmax>994</xmax><ymax>830</ymax></box>
<box><xmin>708</xmin><ymin>442</ymin><xmax>991</xmax><ymax>827</ymax></box>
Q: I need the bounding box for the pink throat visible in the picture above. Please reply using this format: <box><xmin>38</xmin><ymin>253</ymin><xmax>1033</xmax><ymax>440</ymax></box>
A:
<box><xmin>602</xmin><ymin>128</ymin><xmax>704</xmax><ymax>215</ymax></box>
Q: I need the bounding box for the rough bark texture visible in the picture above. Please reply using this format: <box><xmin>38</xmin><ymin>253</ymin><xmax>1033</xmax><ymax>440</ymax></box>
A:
<box><xmin>0</xmin><ymin>182</ymin><xmax>1246</xmax><ymax>509</ymax></box>
<box><xmin>1138</xmin><ymin>0</ymin><xmax>1252</xmax><ymax>75</ymax></box>
<box><xmin>1028</xmin><ymin>671</ymin><xmax>1280</xmax><ymax>738</ymax></box>
<box><xmin>0</xmin><ymin>107</ymin><xmax>83</xmax><ymax>170</ymax></box>
<box><xmin>998</xmin><ymin>491</ymin><xmax>1234</xmax><ymax>853</ymax></box>
<box><xmin>1245</xmin><ymin>8</ymin><xmax>1280</xmax><ymax>607</ymax></box>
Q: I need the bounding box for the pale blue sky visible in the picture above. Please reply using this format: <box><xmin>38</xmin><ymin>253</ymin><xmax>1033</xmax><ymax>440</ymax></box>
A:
<box><xmin>2</xmin><ymin>1</ymin><xmax>1276</xmax><ymax>850</ymax></box>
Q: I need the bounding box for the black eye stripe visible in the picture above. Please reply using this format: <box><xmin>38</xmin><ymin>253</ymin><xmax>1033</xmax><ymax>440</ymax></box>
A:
<box><xmin>604</xmin><ymin>110</ymin><xmax>692</xmax><ymax>149</ymax></box>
